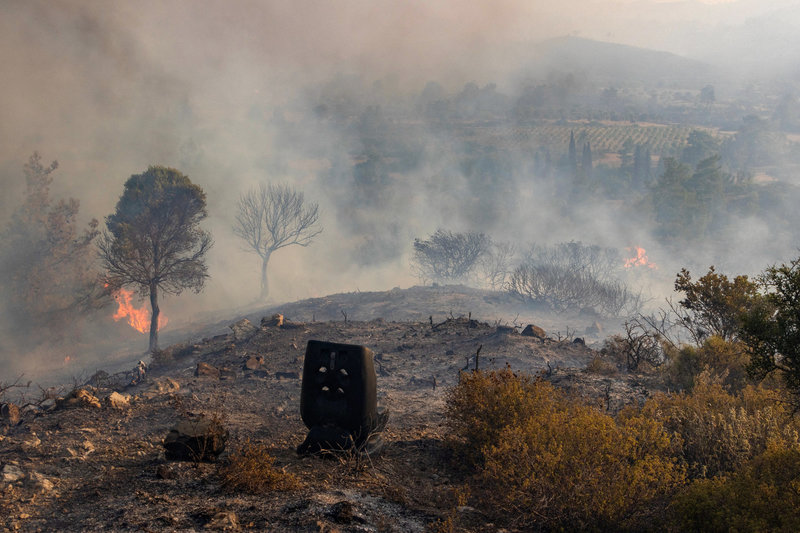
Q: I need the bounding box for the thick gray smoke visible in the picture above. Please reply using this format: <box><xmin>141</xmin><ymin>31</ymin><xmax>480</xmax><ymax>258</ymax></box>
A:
<box><xmin>2</xmin><ymin>0</ymin><xmax>800</xmax><ymax>380</ymax></box>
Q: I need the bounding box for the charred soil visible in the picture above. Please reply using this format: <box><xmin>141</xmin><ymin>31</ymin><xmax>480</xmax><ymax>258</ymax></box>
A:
<box><xmin>0</xmin><ymin>286</ymin><xmax>659</xmax><ymax>532</ymax></box>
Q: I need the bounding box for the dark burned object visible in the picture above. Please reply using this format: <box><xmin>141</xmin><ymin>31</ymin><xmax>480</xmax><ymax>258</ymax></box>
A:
<box><xmin>163</xmin><ymin>417</ymin><xmax>228</xmax><ymax>462</ymax></box>
<box><xmin>298</xmin><ymin>340</ymin><xmax>388</xmax><ymax>456</ymax></box>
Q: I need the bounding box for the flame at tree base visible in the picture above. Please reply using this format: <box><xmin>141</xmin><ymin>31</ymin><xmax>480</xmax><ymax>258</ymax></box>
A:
<box><xmin>624</xmin><ymin>246</ymin><xmax>658</xmax><ymax>269</ymax></box>
<box><xmin>112</xmin><ymin>288</ymin><xmax>167</xmax><ymax>334</ymax></box>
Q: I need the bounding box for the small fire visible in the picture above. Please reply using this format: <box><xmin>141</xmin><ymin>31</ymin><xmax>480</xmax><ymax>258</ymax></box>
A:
<box><xmin>624</xmin><ymin>246</ymin><xmax>658</xmax><ymax>269</ymax></box>
<box><xmin>112</xmin><ymin>288</ymin><xmax>167</xmax><ymax>334</ymax></box>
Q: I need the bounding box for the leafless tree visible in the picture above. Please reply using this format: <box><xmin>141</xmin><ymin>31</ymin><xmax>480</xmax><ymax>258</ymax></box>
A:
<box><xmin>507</xmin><ymin>241</ymin><xmax>642</xmax><ymax>316</ymax></box>
<box><xmin>412</xmin><ymin>229</ymin><xmax>490</xmax><ymax>284</ymax></box>
<box><xmin>479</xmin><ymin>241</ymin><xmax>516</xmax><ymax>290</ymax></box>
<box><xmin>233</xmin><ymin>183</ymin><xmax>322</xmax><ymax>300</ymax></box>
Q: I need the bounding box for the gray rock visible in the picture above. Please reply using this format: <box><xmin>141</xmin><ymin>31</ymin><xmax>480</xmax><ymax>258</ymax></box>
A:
<box><xmin>229</xmin><ymin>318</ymin><xmax>258</xmax><ymax>342</ymax></box>
<box><xmin>2</xmin><ymin>464</ymin><xmax>24</xmax><ymax>483</ymax></box>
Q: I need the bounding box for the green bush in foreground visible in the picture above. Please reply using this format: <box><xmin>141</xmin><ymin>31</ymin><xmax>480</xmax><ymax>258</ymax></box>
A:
<box><xmin>446</xmin><ymin>369</ymin><xmax>685</xmax><ymax>530</ymax></box>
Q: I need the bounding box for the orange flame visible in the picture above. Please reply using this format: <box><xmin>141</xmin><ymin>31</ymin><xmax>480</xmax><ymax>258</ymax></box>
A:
<box><xmin>624</xmin><ymin>246</ymin><xmax>658</xmax><ymax>269</ymax></box>
<box><xmin>111</xmin><ymin>288</ymin><xmax>168</xmax><ymax>333</ymax></box>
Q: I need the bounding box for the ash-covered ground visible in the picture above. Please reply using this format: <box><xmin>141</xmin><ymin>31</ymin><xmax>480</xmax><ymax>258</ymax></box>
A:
<box><xmin>0</xmin><ymin>286</ymin><xmax>658</xmax><ymax>532</ymax></box>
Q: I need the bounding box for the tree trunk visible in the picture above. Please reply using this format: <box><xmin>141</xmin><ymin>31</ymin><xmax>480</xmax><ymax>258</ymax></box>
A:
<box><xmin>149</xmin><ymin>282</ymin><xmax>159</xmax><ymax>353</ymax></box>
<box><xmin>260</xmin><ymin>253</ymin><xmax>271</xmax><ymax>300</ymax></box>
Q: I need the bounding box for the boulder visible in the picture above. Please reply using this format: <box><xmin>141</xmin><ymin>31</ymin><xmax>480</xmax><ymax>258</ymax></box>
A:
<box><xmin>229</xmin><ymin>318</ymin><xmax>258</xmax><ymax>342</ymax></box>
<box><xmin>261</xmin><ymin>313</ymin><xmax>284</xmax><ymax>328</ymax></box>
<box><xmin>163</xmin><ymin>417</ymin><xmax>228</xmax><ymax>462</ymax></box>
<box><xmin>105</xmin><ymin>392</ymin><xmax>130</xmax><ymax>410</ymax></box>
<box><xmin>521</xmin><ymin>324</ymin><xmax>547</xmax><ymax>339</ymax></box>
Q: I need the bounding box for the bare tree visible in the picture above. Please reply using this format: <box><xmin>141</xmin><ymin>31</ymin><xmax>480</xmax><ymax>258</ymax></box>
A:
<box><xmin>506</xmin><ymin>241</ymin><xmax>642</xmax><ymax>316</ymax></box>
<box><xmin>412</xmin><ymin>229</ymin><xmax>491</xmax><ymax>284</ymax></box>
<box><xmin>479</xmin><ymin>241</ymin><xmax>516</xmax><ymax>290</ymax></box>
<box><xmin>233</xmin><ymin>183</ymin><xmax>322</xmax><ymax>300</ymax></box>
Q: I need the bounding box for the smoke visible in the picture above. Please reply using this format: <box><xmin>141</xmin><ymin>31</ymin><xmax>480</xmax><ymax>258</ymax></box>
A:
<box><xmin>2</xmin><ymin>0</ymin><xmax>800</xmax><ymax>380</ymax></box>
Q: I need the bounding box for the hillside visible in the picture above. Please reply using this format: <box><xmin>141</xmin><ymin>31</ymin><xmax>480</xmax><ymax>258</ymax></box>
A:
<box><xmin>0</xmin><ymin>286</ymin><xmax>650</xmax><ymax>532</ymax></box>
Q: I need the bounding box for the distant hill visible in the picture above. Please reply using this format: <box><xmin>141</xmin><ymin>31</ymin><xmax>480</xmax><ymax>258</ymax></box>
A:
<box><xmin>512</xmin><ymin>36</ymin><xmax>716</xmax><ymax>88</ymax></box>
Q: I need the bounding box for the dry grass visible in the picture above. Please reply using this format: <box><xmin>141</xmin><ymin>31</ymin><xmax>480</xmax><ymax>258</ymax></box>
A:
<box><xmin>218</xmin><ymin>440</ymin><xmax>300</xmax><ymax>494</ymax></box>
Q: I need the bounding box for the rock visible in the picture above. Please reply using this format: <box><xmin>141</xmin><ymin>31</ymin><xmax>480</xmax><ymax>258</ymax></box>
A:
<box><xmin>327</xmin><ymin>501</ymin><xmax>365</xmax><ymax>525</ymax></box>
<box><xmin>1</xmin><ymin>403</ymin><xmax>21</xmax><ymax>425</ymax></box>
<box><xmin>56</xmin><ymin>388</ymin><xmax>101</xmax><ymax>410</ymax></box>
<box><xmin>195</xmin><ymin>362</ymin><xmax>220</xmax><ymax>379</ymax></box>
<box><xmin>585</xmin><ymin>321</ymin><xmax>603</xmax><ymax>336</ymax></box>
<box><xmin>261</xmin><ymin>313</ymin><xmax>284</xmax><ymax>328</ymax></box>
<box><xmin>2</xmin><ymin>464</ymin><xmax>24</xmax><ymax>483</ymax></box>
<box><xmin>156</xmin><ymin>464</ymin><xmax>176</xmax><ymax>480</ymax></box>
<box><xmin>521</xmin><ymin>324</ymin><xmax>547</xmax><ymax>339</ymax></box>
<box><xmin>163</xmin><ymin>417</ymin><xmax>228</xmax><ymax>462</ymax></box>
<box><xmin>105</xmin><ymin>392</ymin><xmax>130</xmax><ymax>410</ymax></box>
<box><xmin>28</xmin><ymin>472</ymin><xmax>55</xmax><ymax>493</ymax></box>
<box><xmin>275</xmin><ymin>371</ymin><xmax>299</xmax><ymax>380</ymax></box>
<box><xmin>229</xmin><ymin>318</ymin><xmax>258</xmax><ymax>342</ymax></box>
<box><xmin>82</xmin><ymin>439</ymin><xmax>95</xmax><ymax>455</ymax></box>
<box><xmin>21</xmin><ymin>434</ymin><xmax>41</xmax><ymax>451</ymax></box>
<box><xmin>205</xmin><ymin>510</ymin><xmax>238</xmax><ymax>530</ymax></box>
<box><xmin>243</xmin><ymin>356</ymin><xmax>264</xmax><ymax>371</ymax></box>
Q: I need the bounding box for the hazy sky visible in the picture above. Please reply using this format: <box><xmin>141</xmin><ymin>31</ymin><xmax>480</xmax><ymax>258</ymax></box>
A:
<box><xmin>1</xmin><ymin>0</ymin><xmax>799</xmax><ymax>312</ymax></box>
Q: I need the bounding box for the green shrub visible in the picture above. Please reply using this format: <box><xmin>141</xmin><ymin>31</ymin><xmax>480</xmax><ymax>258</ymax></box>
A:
<box><xmin>670</xmin><ymin>443</ymin><xmax>800</xmax><ymax>532</ymax></box>
<box><xmin>663</xmin><ymin>336</ymin><xmax>751</xmax><ymax>392</ymax></box>
<box><xmin>446</xmin><ymin>369</ymin><xmax>685</xmax><ymax>530</ymax></box>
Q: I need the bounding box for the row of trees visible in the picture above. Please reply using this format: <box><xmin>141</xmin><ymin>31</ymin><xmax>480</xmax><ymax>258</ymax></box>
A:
<box><xmin>1</xmin><ymin>154</ymin><xmax>322</xmax><ymax>354</ymax></box>
<box><xmin>411</xmin><ymin>230</ymin><xmax>643</xmax><ymax>316</ymax></box>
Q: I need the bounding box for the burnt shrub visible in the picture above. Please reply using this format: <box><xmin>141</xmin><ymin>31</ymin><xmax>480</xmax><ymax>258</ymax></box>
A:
<box><xmin>218</xmin><ymin>440</ymin><xmax>300</xmax><ymax>494</ymax></box>
<box><xmin>445</xmin><ymin>368</ymin><xmax>685</xmax><ymax>530</ymax></box>
<box><xmin>507</xmin><ymin>242</ymin><xmax>643</xmax><ymax>316</ymax></box>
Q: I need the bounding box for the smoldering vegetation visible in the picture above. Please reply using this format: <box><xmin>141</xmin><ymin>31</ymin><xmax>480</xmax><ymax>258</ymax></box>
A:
<box><xmin>2</xmin><ymin>0</ymin><xmax>800</xmax><ymax>382</ymax></box>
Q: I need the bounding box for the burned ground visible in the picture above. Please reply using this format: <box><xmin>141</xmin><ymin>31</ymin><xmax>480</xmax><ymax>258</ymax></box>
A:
<box><xmin>0</xmin><ymin>287</ymin><xmax>658</xmax><ymax>532</ymax></box>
